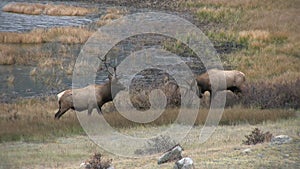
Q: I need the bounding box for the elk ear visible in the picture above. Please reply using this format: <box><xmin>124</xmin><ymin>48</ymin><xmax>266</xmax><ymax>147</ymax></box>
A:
<box><xmin>108</xmin><ymin>74</ymin><xmax>112</xmax><ymax>80</ymax></box>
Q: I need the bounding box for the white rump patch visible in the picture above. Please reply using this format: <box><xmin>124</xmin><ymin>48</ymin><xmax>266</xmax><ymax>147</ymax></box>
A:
<box><xmin>57</xmin><ymin>91</ymin><xmax>66</xmax><ymax>100</ymax></box>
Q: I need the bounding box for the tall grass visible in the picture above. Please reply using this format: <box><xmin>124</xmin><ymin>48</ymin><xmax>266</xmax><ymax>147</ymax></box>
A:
<box><xmin>96</xmin><ymin>8</ymin><xmax>127</xmax><ymax>27</ymax></box>
<box><xmin>0</xmin><ymin>27</ymin><xmax>93</xmax><ymax>44</ymax></box>
<box><xmin>0</xmin><ymin>44</ymin><xmax>55</xmax><ymax>65</ymax></box>
<box><xmin>0</xmin><ymin>98</ymin><xmax>84</xmax><ymax>142</ymax></box>
<box><xmin>2</xmin><ymin>2</ymin><xmax>97</xmax><ymax>16</ymax></box>
<box><xmin>0</xmin><ymin>97</ymin><xmax>296</xmax><ymax>142</ymax></box>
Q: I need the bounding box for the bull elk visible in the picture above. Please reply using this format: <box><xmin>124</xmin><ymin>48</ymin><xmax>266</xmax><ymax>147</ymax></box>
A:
<box><xmin>55</xmin><ymin>69</ymin><xmax>124</xmax><ymax>119</ymax></box>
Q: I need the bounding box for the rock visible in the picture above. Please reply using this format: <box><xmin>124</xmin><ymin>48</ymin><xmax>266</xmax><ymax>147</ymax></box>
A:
<box><xmin>270</xmin><ymin>135</ymin><xmax>292</xmax><ymax>145</ymax></box>
<box><xmin>257</xmin><ymin>154</ymin><xmax>264</xmax><ymax>158</ymax></box>
<box><xmin>80</xmin><ymin>162</ymin><xmax>115</xmax><ymax>169</ymax></box>
<box><xmin>283</xmin><ymin>154</ymin><xmax>290</xmax><ymax>158</ymax></box>
<box><xmin>174</xmin><ymin>157</ymin><xmax>194</xmax><ymax>169</ymax></box>
<box><xmin>80</xmin><ymin>162</ymin><xmax>86</xmax><ymax>168</ymax></box>
<box><xmin>157</xmin><ymin>144</ymin><xmax>183</xmax><ymax>165</ymax></box>
<box><xmin>242</xmin><ymin>148</ymin><xmax>251</xmax><ymax>154</ymax></box>
<box><xmin>79</xmin><ymin>162</ymin><xmax>91</xmax><ymax>169</ymax></box>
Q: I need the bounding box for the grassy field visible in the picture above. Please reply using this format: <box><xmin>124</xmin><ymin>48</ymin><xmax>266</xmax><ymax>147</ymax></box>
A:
<box><xmin>0</xmin><ymin>0</ymin><xmax>299</xmax><ymax>168</ymax></box>
<box><xmin>0</xmin><ymin>109</ymin><xmax>299</xmax><ymax>168</ymax></box>
<box><xmin>0</xmin><ymin>98</ymin><xmax>298</xmax><ymax>168</ymax></box>
<box><xmin>0</xmin><ymin>98</ymin><xmax>296</xmax><ymax>143</ymax></box>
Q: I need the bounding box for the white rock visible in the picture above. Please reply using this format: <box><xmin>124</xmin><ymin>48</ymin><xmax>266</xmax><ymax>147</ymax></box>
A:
<box><xmin>80</xmin><ymin>162</ymin><xmax>86</xmax><ymax>168</ymax></box>
<box><xmin>158</xmin><ymin>144</ymin><xmax>183</xmax><ymax>165</ymax></box>
<box><xmin>242</xmin><ymin>148</ymin><xmax>251</xmax><ymax>154</ymax></box>
<box><xmin>270</xmin><ymin>135</ymin><xmax>292</xmax><ymax>145</ymax></box>
<box><xmin>174</xmin><ymin>157</ymin><xmax>194</xmax><ymax>169</ymax></box>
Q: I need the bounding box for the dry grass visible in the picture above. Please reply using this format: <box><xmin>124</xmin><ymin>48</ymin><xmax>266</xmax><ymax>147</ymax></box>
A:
<box><xmin>129</xmin><ymin>107</ymin><xmax>268</xmax><ymax>126</ymax></box>
<box><xmin>229</xmin><ymin>53</ymin><xmax>300</xmax><ymax>81</ymax></box>
<box><xmin>195</xmin><ymin>6</ymin><xmax>241</xmax><ymax>24</ymax></box>
<box><xmin>0</xmin><ymin>97</ymin><xmax>295</xmax><ymax>143</ymax></box>
<box><xmin>0</xmin><ymin>27</ymin><xmax>93</xmax><ymax>44</ymax></box>
<box><xmin>0</xmin><ymin>44</ymin><xmax>52</xmax><ymax>65</ymax></box>
<box><xmin>0</xmin><ymin>97</ymin><xmax>83</xmax><ymax>142</ymax></box>
<box><xmin>96</xmin><ymin>8</ymin><xmax>127</xmax><ymax>27</ymax></box>
<box><xmin>184</xmin><ymin>0</ymin><xmax>300</xmax><ymax>82</ymax></box>
<box><xmin>1</xmin><ymin>115</ymin><xmax>298</xmax><ymax>168</ymax></box>
<box><xmin>2</xmin><ymin>2</ymin><xmax>97</xmax><ymax>16</ymax></box>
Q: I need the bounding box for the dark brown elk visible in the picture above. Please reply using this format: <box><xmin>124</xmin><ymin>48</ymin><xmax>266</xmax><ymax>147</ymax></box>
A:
<box><xmin>54</xmin><ymin>74</ymin><xmax>124</xmax><ymax>119</ymax></box>
<box><xmin>195</xmin><ymin>69</ymin><xmax>246</xmax><ymax>97</ymax></box>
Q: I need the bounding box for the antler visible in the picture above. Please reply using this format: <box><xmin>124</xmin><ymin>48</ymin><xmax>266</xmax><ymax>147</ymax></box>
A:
<box><xmin>99</xmin><ymin>56</ymin><xmax>116</xmax><ymax>76</ymax></box>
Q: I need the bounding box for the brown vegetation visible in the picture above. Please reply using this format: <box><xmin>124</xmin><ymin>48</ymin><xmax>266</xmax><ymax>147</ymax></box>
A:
<box><xmin>242</xmin><ymin>78</ymin><xmax>300</xmax><ymax>109</ymax></box>
<box><xmin>0</xmin><ymin>97</ymin><xmax>83</xmax><ymax>142</ymax></box>
<box><xmin>96</xmin><ymin>8</ymin><xmax>127</xmax><ymax>27</ymax></box>
<box><xmin>2</xmin><ymin>2</ymin><xmax>97</xmax><ymax>16</ymax></box>
<box><xmin>243</xmin><ymin>128</ymin><xmax>273</xmax><ymax>145</ymax></box>
<box><xmin>83</xmin><ymin>153</ymin><xmax>113</xmax><ymax>169</ymax></box>
<box><xmin>0</xmin><ymin>27</ymin><xmax>93</xmax><ymax>44</ymax></box>
<box><xmin>0</xmin><ymin>97</ymin><xmax>296</xmax><ymax>142</ymax></box>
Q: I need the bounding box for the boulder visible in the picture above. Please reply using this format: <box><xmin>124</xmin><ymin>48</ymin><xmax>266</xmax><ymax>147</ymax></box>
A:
<box><xmin>174</xmin><ymin>157</ymin><xmax>194</xmax><ymax>169</ymax></box>
<box><xmin>157</xmin><ymin>144</ymin><xmax>183</xmax><ymax>165</ymax></box>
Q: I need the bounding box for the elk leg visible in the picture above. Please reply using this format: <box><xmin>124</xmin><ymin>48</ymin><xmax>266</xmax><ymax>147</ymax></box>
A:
<box><xmin>54</xmin><ymin>108</ymin><xmax>69</xmax><ymax>119</ymax></box>
<box><xmin>96</xmin><ymin>106</ymin><xmax>102</xmax><ymax>115</ymax></box>
<box><xmin>87</xmin><ymin>104</ymin><xmax>93</xmax><ymax>116</ymax></box>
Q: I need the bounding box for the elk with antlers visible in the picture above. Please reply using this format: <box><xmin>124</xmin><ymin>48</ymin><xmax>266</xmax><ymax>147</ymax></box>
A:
<box><xmin>55</xmin><ymin>63</ymin><xmax>124</xmax><ymax>119</ymax></box>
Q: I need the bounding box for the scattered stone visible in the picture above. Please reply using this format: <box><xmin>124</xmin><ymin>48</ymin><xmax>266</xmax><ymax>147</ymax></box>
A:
<box><xmin>158</xmin><ymin>144</ymin><xmax>183</xmax><ymax>165</ymax></box>
<box><xmin>174</xmin><ymin>157</ymin><xmax>194</xmax><ymax>169</ymax></box>
<box><xmin>270</xmin><ymin>135</ymin><xmax>292</xmax><ymax>145</ymax></box>
<box><xmin>242</xmin><ymin>148</ymin><xmax>251</xmax><ymax>154</ymax></box>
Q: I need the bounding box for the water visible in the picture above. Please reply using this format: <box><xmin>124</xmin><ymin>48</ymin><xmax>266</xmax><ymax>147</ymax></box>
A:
<box><xmin>0</xmin><ymin>0</ymin><xmax>111</xmax><ymax>102</ymax></box>
<box><xmin>0</xmin><ymin>64</ymin><xmax>115</xmax><ymax>102</ymax></box>
<box><xmin>0</xmin><ymin>0</ymin><xmax>104</xmax><ymax>32</ymax></box>
<box><xmin>0</xmin><ymin>0</ymin><xmax>207</xmax><ymax>102</ymax></box>
<box><xmin>0</xmin><ymin>65</ymin><xmax>62</xmax><ymax>102</ymax></box>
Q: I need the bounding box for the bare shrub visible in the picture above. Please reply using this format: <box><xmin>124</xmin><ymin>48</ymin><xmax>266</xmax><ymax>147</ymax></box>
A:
<box><xmin>84</xmin><ymin>153</ymin><xmax>113</xmax><ymax>169</ymax></box>
<box><xmin>241</xmin><ymin>79</ymin><xmax>300</xmax><ymax>109</ymax></box>
<box><xmin>243</xmin><ymin>128</ymin><xmax>273</xmax><ymax>145</ymax></box>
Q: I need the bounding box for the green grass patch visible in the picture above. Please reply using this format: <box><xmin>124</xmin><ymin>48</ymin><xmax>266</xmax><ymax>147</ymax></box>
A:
<box><xmin>196</xmin><ymin>6</ymin><xmax>242</xmax><ymax>24</ymax></box>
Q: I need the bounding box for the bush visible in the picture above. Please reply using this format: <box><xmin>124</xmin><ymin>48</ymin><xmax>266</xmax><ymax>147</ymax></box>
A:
<box><xmin>243</xmin><ymin>128</ymin><xmax>273</xmax><ymax>145</ymax></box>
<box><xmin>83</xmin><ymin>153</ymin><xmax>112</xmax><ymax>169</ymax></box>
<box><xmin>241</xmin><ymin>79</ymin><xmax>300</xmax><ymax>109</ymax></box>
